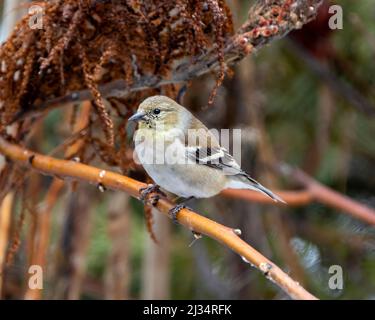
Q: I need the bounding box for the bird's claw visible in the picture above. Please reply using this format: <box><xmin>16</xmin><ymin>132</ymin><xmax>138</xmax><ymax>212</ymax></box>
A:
<box><xmin>139</xmin><ymin>184</ymin><xmax>165</xmax><ymax>206</ymax></box>
<box><xmin>169</xmin><ymin>204</ymin><xmax>189</xmax><ymax>225</ymax></box>
<box><xmin>149</xmin><ymin>194</ymin><xmax>160</xmax><ymax>206</ymax></box>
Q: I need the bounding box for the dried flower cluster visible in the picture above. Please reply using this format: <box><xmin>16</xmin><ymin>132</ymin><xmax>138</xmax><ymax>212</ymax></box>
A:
<box><xmin>0</xmin><ymin>0</ymin><xmax>233</xmax><ymax>142</ymax></box>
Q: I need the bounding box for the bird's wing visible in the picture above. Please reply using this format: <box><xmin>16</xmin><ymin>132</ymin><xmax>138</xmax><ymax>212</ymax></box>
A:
<box><xmin>186</xmin><ymin>145</ymin><xmax>244</xmax><ymax>176</ymax></box>
<box><xmin>182</xmin><ymin>118</ymin><xmax>285</xmax><ymax>203</ymax></box>
<box><xmin>185</xmin><ymin>145</ymin><xmax>285</xmax><ymax>203</ymax></box>
<box><xmin>183</xmin><ymin>122</ymin><xmax>248</xmax><ymax>176</ymax></box>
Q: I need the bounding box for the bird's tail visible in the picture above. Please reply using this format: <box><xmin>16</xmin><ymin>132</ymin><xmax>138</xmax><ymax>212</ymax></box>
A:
<box><xmin>226</xmin><ymin>174</ymin><xmax>286</xmax><ymax>204</ymax></box>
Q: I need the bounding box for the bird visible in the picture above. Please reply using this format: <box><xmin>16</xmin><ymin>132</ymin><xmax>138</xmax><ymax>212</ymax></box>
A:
<box><xmin>129</xmin><ymin>95</ymin><xmax>285</xmax><ymax>221</ymax></box>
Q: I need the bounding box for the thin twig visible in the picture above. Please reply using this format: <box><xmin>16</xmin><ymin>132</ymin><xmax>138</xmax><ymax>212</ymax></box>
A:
<box><xmin>23</xmin><ymin>102</ymin><xmax>91</xmax><ymax>300</ymax></box>
<box><xmin>0</xmin><ymin>137</ymin><xmax>317</xmax><ymax>300</ymax></box>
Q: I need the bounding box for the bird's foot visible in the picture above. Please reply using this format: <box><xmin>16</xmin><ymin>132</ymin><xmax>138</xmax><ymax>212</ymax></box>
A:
<box><xmin>169</xmin><ymin>204</ymin><xmax>190</xmax><ymax>225</ymax></box>
<box><xmin>148</xmin><ymin>194</ymin><xmax>161</xmax><ymax>206</ymax></box>
<box><xmin>140</xmin><ymin>184</ymin><xmax>166</xmax><ymax>206</ymax></box>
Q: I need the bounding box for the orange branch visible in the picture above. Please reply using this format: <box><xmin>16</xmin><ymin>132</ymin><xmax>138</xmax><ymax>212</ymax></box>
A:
<box><xmin>0</xmin><ymin>193</ymin><xmax>13</xmax><ymax>297</ymax></box>
<box><xmin>222</xmin><ymin>189</ymin><xmax>313</xmax><ymax>206</ymax></box>
<box><xmin>287</xmin><ymin>167</ymin><xmax>375</xmax><ymax>227</ymax></box>
<box><xmin>221</xmin><ymin>170</ymin><xmax>375</xmax><ymax>227</ymax></box>
<box><xmin>0</xmin><ymin>137</ymin><xmax>317</xmax><ymax>300</ymax></box>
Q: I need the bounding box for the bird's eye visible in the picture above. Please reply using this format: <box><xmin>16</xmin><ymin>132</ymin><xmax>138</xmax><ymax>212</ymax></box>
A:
<box><xmin>153</xmin><ymin>108</ymin><xmax>161</xmax><ymax>115</ymax></box>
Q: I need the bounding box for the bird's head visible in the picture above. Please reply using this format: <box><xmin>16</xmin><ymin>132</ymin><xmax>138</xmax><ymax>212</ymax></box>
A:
<box><xmin>129</xmin><ymin>95</ymin><xmax>188</xmax><ymax>130</ymax></box>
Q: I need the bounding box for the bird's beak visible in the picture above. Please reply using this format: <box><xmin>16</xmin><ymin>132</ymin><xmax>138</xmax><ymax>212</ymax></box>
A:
<box><xmin>128</xmin><ymin>111</ymin><xmax>146</xmax><ymax>122</ymax></box>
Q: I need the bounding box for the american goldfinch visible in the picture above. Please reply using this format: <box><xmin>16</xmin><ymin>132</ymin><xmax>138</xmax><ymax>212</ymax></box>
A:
<box><xmin>129</xmin><ymin>95</ymin><xmax>285</xmax><ymax>219</ymax></box>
